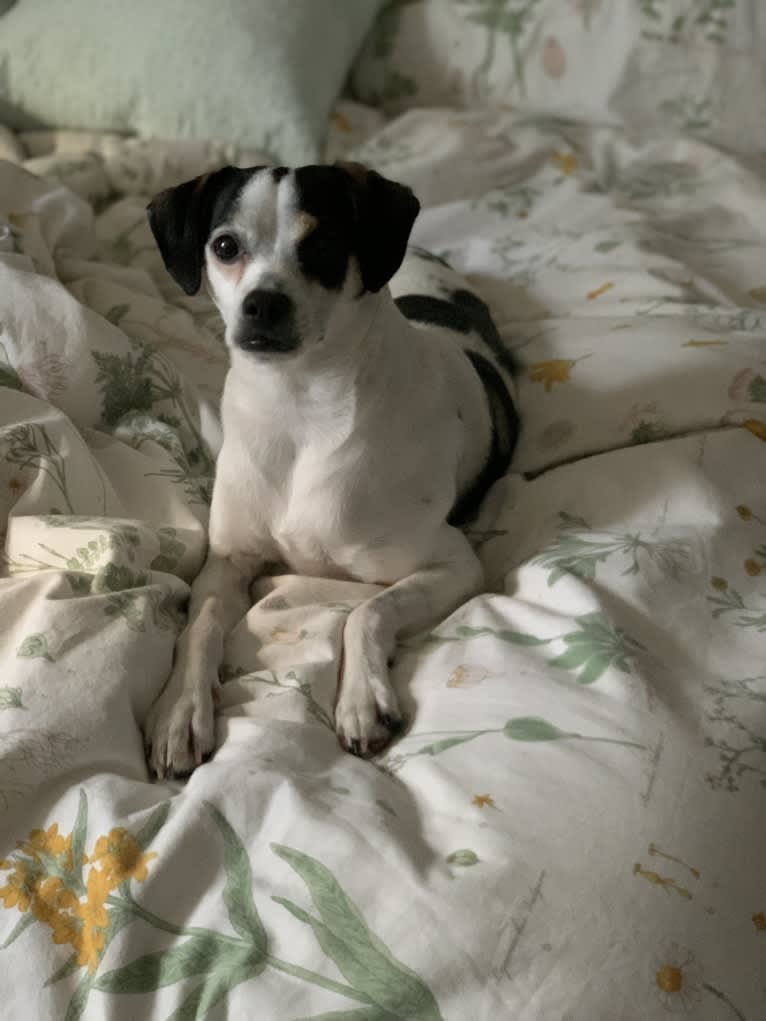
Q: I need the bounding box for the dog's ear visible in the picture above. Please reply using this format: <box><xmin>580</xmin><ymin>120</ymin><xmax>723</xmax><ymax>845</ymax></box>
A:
<box><xmin>336</xmin><ymin>161</ymin><xmax>420</xmax><ymax>293</ymax></box>
<box><xmin>146</xmin><ymin>166</ymin><xmax>247</xmax><ymax>295</ymax></box>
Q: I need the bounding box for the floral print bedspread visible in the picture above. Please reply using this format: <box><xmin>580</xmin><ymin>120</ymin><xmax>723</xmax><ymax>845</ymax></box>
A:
<box><xmin>1</xmin><ymin>105</ymin><xmax>765</xmax><ymax>1020</ymax></box>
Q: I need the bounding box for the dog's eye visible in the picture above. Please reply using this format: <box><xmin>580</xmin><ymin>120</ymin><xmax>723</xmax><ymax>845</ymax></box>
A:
<box><xmin>212</xmin><ymin>234</ymin><xmax>240</xmax><ymax>262</ymax></box>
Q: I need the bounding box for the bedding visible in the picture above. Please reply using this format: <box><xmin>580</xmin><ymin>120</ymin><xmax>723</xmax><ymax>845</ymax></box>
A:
<box><xmin>0</xmin><ymin>0</ymin><xmax>382</xmax><ymax>164</ymax></box>
<box><xmin>351</xmin><ymin>0</ymin><xmax>766</xmax><ymax>155</ymax></box>
<box><xmin>1</xmin><ymin>102</ymin><xmax>766</xmax><ymax>1021</ymax></box>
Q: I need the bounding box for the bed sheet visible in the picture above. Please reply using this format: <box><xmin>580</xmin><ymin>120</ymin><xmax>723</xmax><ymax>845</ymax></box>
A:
<box><xmin>0</xmin><ymin>104</ymin><xmax>765</xmax><ymax>1020</ymax></box>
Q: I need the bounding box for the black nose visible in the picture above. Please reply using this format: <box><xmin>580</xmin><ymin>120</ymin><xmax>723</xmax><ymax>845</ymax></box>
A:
<box><xmin>241</xmin><ymin>289</ymin><xmax>292</xmax><ymax>331</ymax></box>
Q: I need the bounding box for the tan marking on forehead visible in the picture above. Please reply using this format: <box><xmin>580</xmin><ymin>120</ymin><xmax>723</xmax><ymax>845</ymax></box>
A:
<box><xmin>294</xmin><ymin>211</ymin><xmax>318</xmax><ymax>240</ymax></box>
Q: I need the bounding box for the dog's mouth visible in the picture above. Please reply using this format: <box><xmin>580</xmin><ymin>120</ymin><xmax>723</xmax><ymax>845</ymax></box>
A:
<box><xmin>234</xmin><ymin>329</ymin><xmax>301</xmax><ymax>355</ymax></box>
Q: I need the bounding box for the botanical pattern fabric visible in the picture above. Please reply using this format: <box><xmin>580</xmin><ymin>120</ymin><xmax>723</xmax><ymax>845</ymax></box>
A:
<box><xmin>351</xmin><ymin>0</ymin><xmax>766</xmax><ymax>154</ymax></box>
<box><xmin>1</xmin><ymin>98</ymin><xmax>766</xmax><ymax>1019</ymax></box>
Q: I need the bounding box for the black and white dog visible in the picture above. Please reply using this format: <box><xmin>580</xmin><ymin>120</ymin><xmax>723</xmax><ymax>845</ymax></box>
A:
<box><xmin>145</xmin><ymin>162</ymin><xmax>518</xmax><ymax>777</ymax></box>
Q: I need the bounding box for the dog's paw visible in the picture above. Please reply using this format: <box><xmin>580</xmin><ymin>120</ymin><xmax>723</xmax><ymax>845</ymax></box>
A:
<box><xmin>335</xmin><ymin>680</ymin><xmax>403</xmax><ymax>758</ymax></box>
<box><xmin>144</xmin><ymin>676</ymin><xmax>216</xmax><ymax>779</ymax></box>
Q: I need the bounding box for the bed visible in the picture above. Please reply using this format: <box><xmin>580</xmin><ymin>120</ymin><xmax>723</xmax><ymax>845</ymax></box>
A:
<box><xmin>1</xmin><ymin>3</ymin><xmax>765</xmax><ymax>1019</ymax></box>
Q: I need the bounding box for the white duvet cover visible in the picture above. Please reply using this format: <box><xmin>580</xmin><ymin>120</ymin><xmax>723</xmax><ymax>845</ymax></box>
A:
<box><xmin>0</xmin><ymin>103</ymin><xmax>764</xmax><ymax>1020</ymax></box>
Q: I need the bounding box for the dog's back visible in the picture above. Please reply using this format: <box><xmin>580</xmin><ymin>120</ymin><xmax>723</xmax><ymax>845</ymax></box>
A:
<box><xmin>391</xmin><ymin>246</ymin><xmax>519</xmax><ymax>524</ymax></box>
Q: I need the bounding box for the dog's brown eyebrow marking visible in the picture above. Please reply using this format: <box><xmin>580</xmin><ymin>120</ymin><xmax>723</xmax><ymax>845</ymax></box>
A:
<box><xmin>294</xmin><ymin>211</ymin><xmax>319</xmax><ymax>240</ymax></box>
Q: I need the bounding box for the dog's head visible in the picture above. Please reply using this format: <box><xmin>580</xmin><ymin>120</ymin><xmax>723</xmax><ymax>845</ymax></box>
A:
<box><xmin>147</xmin><ymin>163</ymin><xmax>420</xmax><ymax>357</ymax></box>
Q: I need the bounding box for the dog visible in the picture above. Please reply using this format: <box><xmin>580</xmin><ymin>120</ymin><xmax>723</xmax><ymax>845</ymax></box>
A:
<box><xmin>144</xmin><ymin>161</ymin><xmax>518</xmax><ymax>778</ymax></box>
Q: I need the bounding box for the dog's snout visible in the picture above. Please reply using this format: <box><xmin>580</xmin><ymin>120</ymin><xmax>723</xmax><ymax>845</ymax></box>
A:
<box><xmin>242</xmin><ymin>289</ymin><xmax>292</xmax><ymax>330</ymax></box>
<box><xmin>236</xmin><ymin>288</ymin><xmax>298</xmax><ymax>354</ymax></box>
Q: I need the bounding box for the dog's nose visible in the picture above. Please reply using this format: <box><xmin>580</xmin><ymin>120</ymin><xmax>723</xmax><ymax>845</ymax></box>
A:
<box><xmin>241</xmin><ymin>289</ymin><xmax>292</xmax><ymax>331</ymax></box>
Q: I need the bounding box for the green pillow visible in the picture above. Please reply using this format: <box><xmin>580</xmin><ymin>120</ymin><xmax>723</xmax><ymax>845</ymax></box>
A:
<box><xmin>0</xmin><ymin>0</ymin><xmax>382</xmax><ymax>164</ymax></box>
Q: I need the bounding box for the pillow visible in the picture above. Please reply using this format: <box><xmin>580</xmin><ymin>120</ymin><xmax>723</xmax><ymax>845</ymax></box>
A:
<box><xmin>0</xmin><ymin>0</ymin><xmax>382</xmax><ymax>165</ymax></box>
<box><xmin>350</xmin><ymin>0</ymin><xmax>766</xmax><ymax>153</ymax></box>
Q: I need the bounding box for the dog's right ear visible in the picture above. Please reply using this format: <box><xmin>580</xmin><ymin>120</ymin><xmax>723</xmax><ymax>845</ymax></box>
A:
<box><xmin>147</xmin><ymin>166</ymin><xmax>249</xmax><ymax>295</ymax></box>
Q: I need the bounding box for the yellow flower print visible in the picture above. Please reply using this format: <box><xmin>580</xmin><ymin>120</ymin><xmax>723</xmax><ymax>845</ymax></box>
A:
<box><xmin>551</xmin><ymin>150</ymin><xmax>578</xmax><ymax>175</ymax></box>
<box><xmin>743</xmin><ymin>419</ymin><xmax>766</xmax><ymax>442</ymax></box>
<box><xmin>87</xmin><ymin>828</ymin><xmax>156</xmax><ymax>888</ymax></box>
<box><xmin>30</xmin><ymin>876</ymin><xmax>78</xmax><ymax>926</ymax></box>
<box><xmin>472</xmin><ymin>794</ymin><xmax>495</xmax><ymax>809</ymax></box>
<box><xmin>332</xmin><ymin>111</ymin><xmax>352</xmax><ymax>133</ymax></box>
<box><xmin>710</xmin><ymin>577</ymin><xmax>728</xmax><ymax>592</ymax></box>
<box><xmin>744</xmin><ymin>558</ymin><xmax>761</xmax><ymax>576</ymax></box>
<box><xmin>447</xmin><ymin>665</ymin><xmax>489</xmax><ymax>689</ymax></box>
<box><xmin>735</xmin><ymin>502</ymin><xmax>766</xmax><ymax>526</ymax></box>
<box><xmin>652</xmin><ymin>944</ymin><xmax>702</xmax><ymax>1014</ymax></box>
<box><xmin>528</xmin><ymin>357</ymin><xmax>589</xmax><ymax>393</ymax></box>
<box><xmin>682</xmin><ymin>339</ymin><xmax>727</xmax><ymax>348</ymax></box>
<box><xmin>18</xmin><ymin>823</ymin><xmax>73</xmax><ymax>868</ymax></box>
<box><xmin>0</xmin><ymin>802</ymin><xmax>159</xmax><ymax>981</ymax></box>
<box><xmin>632</xmin><ymin>863</ymin><xmax>691</xmax><ymax>900</ymax></box>
<box><xmin>268</xmin><ymin>626</ymin><xmax>308</xmax><ymax>645</ymax></box>
<box><xmin>74</xmin><ymin>868</ymin><xmax>111</xmax><ymax>971</ymax></box>
<box><xmin>0</xmin><ymin>858</ymin><xmax>35</xmax><ymax>912</ymax></box>
<box><xmin>586</xmin><ymin>281</ymin><xmax>614</xmax><ymax>300</ymax></box>
<box><xmin>753</xmin><ymin>910</ymin><xmax>766</xmax><ymax>931</ymax></box>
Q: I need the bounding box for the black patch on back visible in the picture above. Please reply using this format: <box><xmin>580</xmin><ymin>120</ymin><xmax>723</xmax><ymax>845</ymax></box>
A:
<box><xmin>395</xmin><ymin>289</ymin><xmax>516</xmax><ymax>375</ymax></box>
<box><xmin>293</xmin><ymin>166</ymin><xmax>354</xmax><ymax>290</ymax></box>
<box><xmin>271</xmin><ymin>166</ymin><xmax>289</xmax><ymax>183</ymax></box>
<box><xmin>448</xmin><ymin>350</ymin><xmax>519</xmax><ymax>527</ymax></box>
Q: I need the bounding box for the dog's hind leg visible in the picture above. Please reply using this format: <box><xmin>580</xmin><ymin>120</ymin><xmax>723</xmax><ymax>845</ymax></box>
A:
<box><xmin>145</xmin><ymin>550</ymin><xmax>262</xmax><ymax>778</ymax></box>
<box><xmin>336</xmin><ymin>527</ymin><xmax>484</xmax><ymax>757</ymax></box>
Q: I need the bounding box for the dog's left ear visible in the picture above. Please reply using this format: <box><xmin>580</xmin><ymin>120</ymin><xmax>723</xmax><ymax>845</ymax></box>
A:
<box><xmin>147</xmin><ymin>166</ymin><xmax>246</xmax><ymax>295</ymax></box>
<box><xmin>337</xmin><ymin>161</ymin><xmax>420</xmax><ymax>293</ymax></box>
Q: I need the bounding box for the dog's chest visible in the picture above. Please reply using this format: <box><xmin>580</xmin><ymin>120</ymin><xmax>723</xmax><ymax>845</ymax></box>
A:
<box><xmin>215</xmin><ymin>425</ymin><xmax>367</xmax><ymax>577</ymax></box>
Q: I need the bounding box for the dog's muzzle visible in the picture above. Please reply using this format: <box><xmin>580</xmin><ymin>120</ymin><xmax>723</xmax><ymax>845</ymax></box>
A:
<box><xmin>235</xmin><ymin>288</ymin><xmax>299</xmax><ymax>353</ymax></box>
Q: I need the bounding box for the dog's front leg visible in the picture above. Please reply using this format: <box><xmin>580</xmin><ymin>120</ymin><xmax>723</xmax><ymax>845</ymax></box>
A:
<box><xmin>337</xmin><ymin>527</ymin><xmax>484</xmax><ymax>757</ymax></box>
<box><xmin>145</xmin><ymin>550</ymin><xmax>261</xmax><ymax>778</ymax></box>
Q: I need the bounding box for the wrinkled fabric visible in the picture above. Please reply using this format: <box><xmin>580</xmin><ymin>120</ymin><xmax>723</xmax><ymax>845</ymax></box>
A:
<box><xmin>0</xmin><ymin>106</ymin><xmax>764</xmax><ymax>1020</ymax></box>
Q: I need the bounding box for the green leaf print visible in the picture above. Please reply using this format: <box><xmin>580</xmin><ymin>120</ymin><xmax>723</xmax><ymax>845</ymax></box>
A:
<box><xmin>549</xmin><ymin>612</ymin><xmax>645</xmax><ymax>684</ymax></box>
<box><xmin>457</xmin><ymin>0</ymin><xmax>542</xmax><ymax>97</ymax></box>
<box><xmin>164</xmin><ymin>952</ymin><xmax>264</xmax><ymax>1021</ymax></box>
<box><xmin>105</xmin><ymin>303</ymin><xmax>131</xmax><ymax>327</ymax></box>
<box><xmin>2</xmin><ymin>795</ymin><xmax>447</xmax><ymax>1018</ymax></box>
<box><xmin>531</xmin><ymin>512</ymin><xmax>693</xmax><ymax>585</ymax></box>
<box><xmin>504</xmin><ymin>718</ymin><xmax>566</xmax><ymax>741</ymax></box>
<box><xmin>44</xmin><ymin>953</ymin><xmax>80</xmax><ymax>987</ymax></box>
<box><xmin>134</xmin><ymin>802</ymin><xmax>172</xmax><ymax>851</ymax></box>
<box><xmin>94</xmin><ymin>933</ymin><xmax>232</xmax><ymax>994</ymax></box>
<box><xmin>94</xmin><ymin>563</ymin><xmax>148</xmax><ymax>593</ymax></box>
<box><xmin>748</xmin><ymin>374</ymin><xmax>766</xmax><ymax>403</ymax></box>
<box><xmin>421</xmin><ymin>610</ymin><xmax>644</xmax><ymax>685</ymax></box>
<box><xmin>295</xmin><ymin>1010</ymin><xmax>394</xmax><ymax>1021</ymax></box>
<box><xmin>0</xmin><ymin>687</ymin><xmax>26</xmax><ymax>709</ymax></box>
<box><xmin>369</xmin><ymin>0</ymin><xmax>421</xmax><ymax>60</ymax></box>
<box><xmin>150</xmin><ymin>527</ymin><xmax>187</xmax><ymax>574</ymax></box>
<box><xmin>209</xmin><ymin>806</ymin><xmax>268</xmax><ymax>948</ymax></box>
<box><xmin>0</xmin><ymin>912</ymin><xmax>35</xmax><ymax>949</ymax></box>
<box><xmin>272</xmin><ymin>844</ymin><xmax>444</xmax><ymax>1021</ymax></box>
<box><xmin>1</xmin><ymin>423</ymin><xmax>75</xmax><ymax>513</ymax></box>
<box><xmin>446</xmin><ymin>850</ymin><xmax>479</xmax><ymax>867</ymax></box>
<box><xmin>385</xmin><ymin>713</ymin><xmax>644</xmax><ymax>772</ymax></box>
<box><xmin>70</xmin><ymin>789</ymin><xmax>89</xmax><ymax>891</ymax></box>
<box><xmin>0</xmin><ymin>362</ymin><xmax>23</xmax><ymax>392</ymax></box>
<box><xmin>92</xmin><ymin>337</ymin><xmax>214</xmax><ymax>505</ymax></box>
<box><xmin>91</xmin><ymin>346</ymin><xmax>156</xmax><ymax>427</ymax></box>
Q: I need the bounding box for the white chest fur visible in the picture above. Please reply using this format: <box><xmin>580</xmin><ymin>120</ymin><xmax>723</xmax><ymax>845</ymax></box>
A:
<box><xmin>207</xmin><ymin>293</ymin><xmax>490</xmax><ymax>583</ymax></box>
